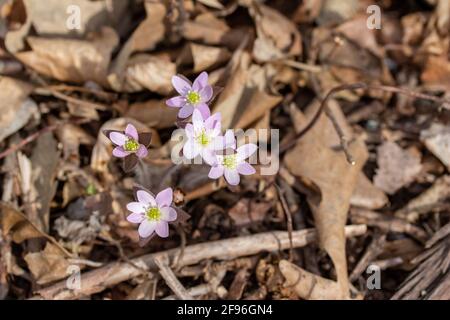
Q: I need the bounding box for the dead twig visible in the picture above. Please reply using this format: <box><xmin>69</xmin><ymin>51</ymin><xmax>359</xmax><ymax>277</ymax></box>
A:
<box><xmin>154</xmin><ymin>256</ymin><xmax>193</xmax><ymax>300</ymax></box>
<box><xmin>33</xmin><ymin>225</ymin><xmax>367</xmax><ymax>300</ymax></box>
<box><xmin>275</xmin><ymin>183</ymin><xmax>294</xmax><ymax>261</ymax></box>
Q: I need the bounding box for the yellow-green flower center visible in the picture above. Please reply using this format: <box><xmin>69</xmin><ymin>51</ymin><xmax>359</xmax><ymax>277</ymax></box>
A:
<box><xmin>223</xmin><ymin>154</ymin><xmax>237</xmax><ymax>169</ymax></box>
<box><xmin>186</xmin><ymin>91</ymin><xmax>201</xmax><ymax>105</ymax></box>
<box><xmin>124</xmin><ymin>139</ymin><xmax>139</xmax><ymax>152</ymax></box>
<box><xmin>196</xmin><ymin>130</ymin><xmax>210</xmax><ymax>146</ymax></box>
<box><xmin>146</xmin><ymin>207</ymin><xmax>161</xmax><ymax>221</ymax></box>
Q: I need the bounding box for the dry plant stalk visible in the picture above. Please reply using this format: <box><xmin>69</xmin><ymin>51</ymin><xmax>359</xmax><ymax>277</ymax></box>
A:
<box><xmin>34</xmin><ymin>225</ymin><xmax>367</xmax><ymax>300</ymax></box>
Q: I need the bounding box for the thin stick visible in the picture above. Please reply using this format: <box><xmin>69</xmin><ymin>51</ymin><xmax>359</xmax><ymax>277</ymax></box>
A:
<box><xmin>154</xmin><ymin>256</ymin><xmax>193</xmax><ymax>300</ymax></box>
<box><xmin>275</xmin><ymin>183</ymin><xmax>294</xmax><ymax>261</ymax></box>
<box><xmin>280</xmin><ymin>82</ymin><xmax>450</xmax><ymax>156</ymax></box>
<box><xmin>33</xmin><ymin>225</ymin><xmax>367</xmax><ymax>300</ymax></box>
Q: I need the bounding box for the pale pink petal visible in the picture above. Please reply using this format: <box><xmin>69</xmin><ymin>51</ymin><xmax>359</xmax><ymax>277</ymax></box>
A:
<box><xmin>183</xmin><ymin>139</ymin><xmax>200</xmax><ymax>159</ymax></box>
<box><xmin>156</xmin><ymin>188</ymin><xmax>173</xmax><ymax>208</ymax></box>
<box><xmin>138</xmin><ymin>220</ymin><xmax>156</xmax><ymax>238</ymax></box>
<box><xmin>204</xmin><ymin>112</ymin><xmax>221</xmax><ymax>130</ymax></box>
<box><xmin>126</xmin><ymin>212</ymin><xmax>144</xmax><ymax>224</ymax></box>
<box><xmin>208</xmin><ymin>165</ymin><xmax>224</xmax><ymax>179</ymax></box>
<box><xmin>196</xmin><ymin>103</ymin><xmax>211</xmax><ymax>120</ymax></box>
<box><xmin>185</xmin><ymin>123</ymin><xmax>194</xmax><ymax>138</ymax></box>
<box><xmin>155</xmin><ymin>221</ymin><xmax>169</xmax><ymax>238</ymax></box>
<box><xmin>125</xmin><ymin>124</ymin><xmax>139</xmax><ymax>140</ymax></box>
<box><xmin>178</xmin><ymin>105</ymin><xmax>194</xmax><ymax>118</ymax></box>
<box><xmin>160</xmin><ymin>207</ymin><xmax>177</xmax><ymax>222</ymax></box>
<box><xmin>211</xmin><ymin>135</ymin><xmax>226</xmax><ymax>151</ymax></box>
<box><xmin>112</xmin><ymin>147</ymin><xmax>129</xmax><ymax>158</ymax></box>
<box><xmin>192</xmin><ymin>71</ymin><xmax>208</xmax><ymax>91</ymax></box>
<box><xmin>172</xmin><ymin>75</ymin><xmax>191</xmax><ymax>95</ymax></box>
<box><xmin>109</xmin><ymin>132</ymin><xmax>127</xmax><ymax>146</ymax></box>
<box><xmin>136</xmin><ymin>190</ymin><xmax>156</xmax><ymax>206</ymax></box>
<box><xmin>126</xmin><ymin>202</ymin><xmax>146</xmax><ymax>213</ymax></box>
<box><xmin>136</xmin><ymin>145</ymin><xmax>148</xmax><ymax>158</ymax></box>
<box><xmin>224</xmin><ymin>169</ymin><xmax>240</xmax><ymax>185</ymax></box>
<box><xmin>199</xmin><ymin>85</ymin><xmax>213</xmax><ymax>102</ymax></box>
<box><xmin>166</xmin><ymin>96</ymin><xmax>186</xmax><ymax>108</ymax></box>
<box><xmin>192</xmin><ymin>109</ymin><xmax>204</xmax><ymax>130</ymax></box>
<box><xmin>202</xmin><ymin>149</ymin><xmax>218</xmax><ymax>166</ymax></box>
<box><xmin>237</xmin><ymin>162</ymin><xmax>256</xmax><ymax>175</ymax></box>
<box><xmin>237</xmin><ymin>143</ymin><xmax>258</xmax><ymax>161</ymax></box>
<box><xmin>224</xmin><ymin>130</ymin><xmax>236</xmax><ymax>149</ymax></box>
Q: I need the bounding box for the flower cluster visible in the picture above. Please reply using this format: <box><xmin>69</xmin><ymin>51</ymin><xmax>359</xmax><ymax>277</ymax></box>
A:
<box><xmin>104</xmin><ymin>71</ymin><xmax>259</xmax><ymax>240</ymax></box>
<box><xmin>166</xmin><ymin>73</ymin><xmax>258</xmax><ymax>186</ymax></box>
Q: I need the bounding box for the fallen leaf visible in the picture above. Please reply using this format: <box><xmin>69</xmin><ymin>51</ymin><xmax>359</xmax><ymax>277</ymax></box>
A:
<box><xmin>0</xmin><ymin>76</ymin><xmax>38</xmax><ymax>142</ymax></box>
<box><xmin>190</xmin><ymin>43</ymin><xmax>231</xmax><ymax>72</ymax></box>
<box><xmin>421</xmin><ymin>122</ymin><xmax>450</xmax><ymax>169</ymax></box>
<box><xmin>24</xmin><ymin>242</ymin><xmax>71</xmax><ymax>285</ymax></box>
<box><xmin>374</xmin><ymin>141</ymin><xmax>422</xmax><ymax>195</ymax></box>
<box><xmin>284</xmin><ymin>99</ymin><xmax>368</xmax><ymax>298</ymax></box>
<box><xmin>126</xmin><ymin>100</ymin><xmax>178</xmax><ymax>130</ymax></box>
<box><xmin>350</xmin><ymin>173</ymin><xmax>388</xmax><ymax>210</ymax></box>
<box><xmin>228</xmin><ymin>198</ymin><xmax>271</xmax><ymax>226</ymax></box>
<box><xmin>16</xmin><ymin>27</ymin><xmax>119</xmax><ymax>86</ymax></box>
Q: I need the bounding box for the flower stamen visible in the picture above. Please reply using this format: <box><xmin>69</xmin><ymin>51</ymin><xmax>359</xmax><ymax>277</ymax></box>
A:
<box><xmin>196</xmin><ymin>130</ymin><xmax>210</xmax><ymax>146</ymax></box>
<box><xmin>186</xmin><ymin>90</ymin><xmax>201</xmax><ymax>105</ymax></box>
<box><xmin>146</xmin><ymin>207</ymin><xmax>161</xmax><ymax>221</ymax></box>
<box><xmin>223</xmin><ymin>154</ymin><xmax>237</xmax><ymax>169</ymax></box>
<box><xmin>124</xmin><ymin>139</ymin><xmax>139</xmax><ymax>152</ymax></box>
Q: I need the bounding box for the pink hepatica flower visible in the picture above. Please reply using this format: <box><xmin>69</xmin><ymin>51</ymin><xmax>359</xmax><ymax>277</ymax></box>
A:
<box><xmin>208</xmin><ymin>143</ymin><xmax>258</xmax><ymax>185</ymax></box>
<box><xmin>109</xmin><ymin>124</ymin><xmax>148</xmax><ymax>159</ymax></box>
<box><xmin>183</xmin><ymin>110</ymin><xmax>229</xmax><ymax>165</ymax></box>
<box><xmin>126</xmin><ymin>188</ymin><xmax>177</xmax><ymax>238</ymax></box>
<box><xmin>166</xmin><ymin>71</ymin><xmax>213</xmax><ymax>119</ymax></box>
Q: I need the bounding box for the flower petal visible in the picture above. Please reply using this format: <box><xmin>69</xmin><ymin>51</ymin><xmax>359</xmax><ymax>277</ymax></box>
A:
<box><xmin>172</xmin><ymin>75</ymin><xmax>191</xmax><ymax>95</ymax></box>
<box><xmin>237</xmin><ymin>162</ymin><xmax>256</xmax><ymax>175</ymax></box>
<box><xmin>185</xmin><ymin>123</ymin><xmax>194</xmax><ymax>138</ymax></box>
<box><xmin>208</xmin><ymin>165</ymin><xmax>224</xmax><ymax>179</ymax></box>
<box><xmin>224</xmin><ymin>169</ymin><xmax>240</xmax><ymax>185</ymax></box>
<box><xmin>112</xmin><ymin>147</ymin><xmax>129</xmax><ymax>158</ymax></box>
<box><xmin>237</xmin><ymin>143</ymin><xmax>258</xmax><ymax>161</ymax></box>
<box><xmin>192</xmin><ymin>109</ymin><xmax>204</xmax><ymax>131</ymax></box>
<box><xmin>183</xmin><ymin>139</ymin><xmax>200</xmax><ymax>159</ymax></box>
<box><xmin>204</xmin><ymin>112</ymin><xmax>221</xmax><ymax>131</ymax></box>
<box><xmin>199</xmin><ymin>85</ymin><xmax>213</xmax><ymax>102</ymax></box>
<box><xmin>138</xmin><ymin>220</ymin><xmax>156</xmax><ymax>238</ymax></box>
<box><xmin>125</xmin><ymin>124</ymin><xmax>139</xmax><ymax>140</ymax></box>
<box><xmin>166</xmin><ymin>96</ymin><xmax>186</xmax><ymax>108</ymax></box>
<box><xmin>202</xmin><ymin>149</ymin><xmax>218</xmax><ymax>166</ymax></box>
<box><xmin>224</xmin><ymin>130</ymin><xmax>236</xmax><ymax>149</ymax></box>
<box><xmin>178</xmin><ymin>104</ymin><xmax>195</xmax><ymax>118</ymax></box>
<box><xmin>156</xmin><ymin>188</ymin><xmax>173</xmax><ymax>208</ymax></box>
<box><xmin>155</xmin><ymin>221</ymin><xmax>169</xmax><ymax>238</ymax></box>
<box><xmin>136</xmin><ymin>145</ymin><xmax>148</xmax><ymax>158</ymax></box>
<box><xmin>160</xmin><ymin>207</ymin><xmax>177</xmax><ymax>222</ymax></box>
<box><xmin>192</xmin><ymin>71</ymin><xmax>208</xmax><ymax>91</ymax></box>
<box><xmin>196</xmin><ymin>103</ymin><xmax>211</xmax><ymax>120</ymax></box>
<box><xmin>126</xmin><ymin>201</ymin><xmax>146</xmax><ymax>213</ymax></box>
<box><xmin>126</xmin><ymin>212</ymin><xmax>144</xmax><ymax>223</ymax></box>
<box><xmin>136</xmin><ymin>190</ymin><xmax>156</xmax><ymax>206</ymax></box>
<box><xmin>109</xmin><ymin>132</ymin><xmax>127</xmax><ymax>146</ymax></box>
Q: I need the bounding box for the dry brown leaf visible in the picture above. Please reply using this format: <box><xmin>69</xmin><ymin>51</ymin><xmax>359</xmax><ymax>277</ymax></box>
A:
<box><xmin>0</xmin><ymin>202</ymin><xmax>47</xmax><ymax>243</ymax></box>
<box><xmin>421</xmin><ymin>123</ymin><xmax>450</xmax><ymax>169</ymax></box>
<box><xmin>421</xmin><ymin>55</ymin><xmax>450</xmax><ymax>88</ymax></box>
<box><xmin>284</xmin><ymin>99</ymin><xmax>368</xmax><ymax>298</ymax></box>
<box><xmin>374</xmin><ymin>141</ymin><xmax>422</xmax><ymax>195</ymax></box>
<box><xmin>350</xmin><ymin>173</ymin><xmax>388</xmax><ymax>210</ymax></box>
<box><xmin>126</xmin><ymin>100</ymin><xmax>178</xmax><ymax>130</ymax></box>
<box><xmin>110</xmin><ymin>54</ymin><xmax>175</xmax><ymax>94</ymax></box>
<box><xmin>228</xmin><ymin>198</ymin><xmax>271</xmax><ymax>227</ymax></box>
<box><xmin>190</xmin><ymin>43</ymin><xmax>231</xmax><ymax>72</ymax></box>
<box><xmin>16</xmin><ymin>27</ymin><xmax>119</xmax><ymax>86</ymax></box>
<box><xmin>24</xmin><ymin>242</ymin><xmax>71</xmax><ymax>285</ymax></box>
<box><xmin>279</xmin><ymin>260</ymin><xmax>344</xmax><ymax>300</ymax></box>
<box><xmin>0</xmin><ymin>76</ymin><xmax>38</xmax><ymax>142</ymax></box>
<box><xmin>248</xmin><ymin>3</ymin><xmax>302</xmax><ymax>63</ymax></box>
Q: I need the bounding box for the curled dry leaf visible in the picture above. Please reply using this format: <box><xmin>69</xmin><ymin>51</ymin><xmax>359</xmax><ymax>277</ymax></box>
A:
<box><xmin>126</xmin><ymin>100</ymin><xmax>178</xmax><ymax>130</ymax></box>
<box><xmin>373</xmin><ymin>141</ymin><xmax>422</xmax><ymax>195</ymax></box>
<box><xmin>421</xmin><ymin>123</ymin><xmax>450</xmax><ymax>169</ymax></box>
<box><xmin>228</xmin><ymin>198</ymin><xmax>271</xmax><ymax>227</ymax></box>
<box><xmin>279</xmin><ymin>260</ymin><xmax>344</xmax><ymax>300</ymax></box>
<box><xmin>190</xmin><ymin>43</ymin><xmax>231</xmax><ymax>73</ymax></box>
<box><xmin>24</xmin><ymin>242</ymin><xmax>71</xmax><ymax>285</ymax></box>
<box><xmin>16</xmin><ymin>27</ymin><xmax>119</xmax><ymax>86</ymax></box>
<box><xmin>0</xmin><ymin>76</ymin><xmax>38</xmax><ymax>142</ymax></box>
<box><xmin>350</xmin><ymin>173</ymin><xmax>388</xmax><ymax>210</ymax></box>
<box><xmin>284</xmin><ymin>99</ymin><xmax>368</xmax><ymax>298</ymax></box>
<box><xmin>248</xmin><ymin>3</ymin><xmax>302</xmax><ymax>63</ymax></box>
